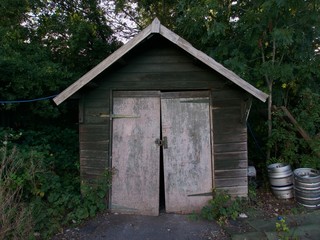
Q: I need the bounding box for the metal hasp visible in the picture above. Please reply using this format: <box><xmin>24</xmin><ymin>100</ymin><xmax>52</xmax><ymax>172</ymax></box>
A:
<box><xmin>155</xmin><ymin>137</ymin><xmax>168</xmax><ymax>149</ymax></box>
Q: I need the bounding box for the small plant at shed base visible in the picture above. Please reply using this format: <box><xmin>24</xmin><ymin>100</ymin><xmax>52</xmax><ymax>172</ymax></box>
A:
<box><xmin>276</xmin><ymin>217</ymin><xmax>298</xmax><ymax>240</ymax></box>
<box><xmin>200</xmin><ymin>190</ymin><xmax>244</xmax><ymax>225</ymax></box>
<box><xmin>72</xmin><ymin>168</ymin><xmax>113</xmax><ymax>221</ymax></box>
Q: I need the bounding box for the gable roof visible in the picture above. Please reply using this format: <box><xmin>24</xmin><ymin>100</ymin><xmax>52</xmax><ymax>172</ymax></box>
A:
<box><xmin>53</xmin><ymin>18</ymin><xmax>268</xmax><ymax>105</ymax></box>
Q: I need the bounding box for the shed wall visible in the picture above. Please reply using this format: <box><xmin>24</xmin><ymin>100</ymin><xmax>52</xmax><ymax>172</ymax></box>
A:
<box><xmin>212</xmin><ymin>90</ymin><xmax>248</xmax><ymax>196</ymax></box>
<box><xmin>79</xmin><ymin>37</ymin><xmax>248</xmax><ymax>196</ymax></box>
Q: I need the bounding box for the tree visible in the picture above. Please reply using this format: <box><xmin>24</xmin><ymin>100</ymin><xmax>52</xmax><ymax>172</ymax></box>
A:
<box><xmin>114</xmin><ymin>0</ymin><xmax>320</xmax><ymax>161</ymax></box>
<box><xmin>174</xmin><ymin>0</ymin><xmax>320</xmax><ymax>160</ymax></box>
<box><xmin>108</xmin><ymin>0</ymin><xmax>179</xmax><ymax>36</ymax></box>
<box><xmin>0</xmin><ymin>0</ymin><xmax>121</xmax><ymax>127</ymax></box>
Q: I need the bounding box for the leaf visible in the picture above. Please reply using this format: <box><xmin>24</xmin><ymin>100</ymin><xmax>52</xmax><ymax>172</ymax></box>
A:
<box><xmin>75</xmin><ymin>208</ymin><xmax>89</xmax><ymax>220</ymax></box>
<box><xmin>272</xmin><ymin>28</ymin><xmax>294</xmax><ymax>46</ymax></box>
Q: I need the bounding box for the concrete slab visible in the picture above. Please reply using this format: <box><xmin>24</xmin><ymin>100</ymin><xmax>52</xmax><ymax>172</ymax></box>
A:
<box><xmin>246</xmin><ymin>218</ymin><xmax>276</xmax><ymax>232</ymax></box>
<box><xmin>229</xmin><ymin>210</ymin><xmax>320</xmax><ymax>240</ymax></box>
<box><xmin>53</xmin><ymin>213</ymin><xmax>225</xmax><ymax>240</ymax></box>
<box><xmin>231</xmin><ymin>232</ymin><xmax>268</xmax><ymax>240</ymax></box>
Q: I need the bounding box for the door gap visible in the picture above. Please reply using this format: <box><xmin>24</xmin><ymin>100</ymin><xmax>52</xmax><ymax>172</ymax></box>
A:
<box><xmin>159</xmin><ymin>108</ymin><xmax>166</xmax><ymax>213</ymax></box>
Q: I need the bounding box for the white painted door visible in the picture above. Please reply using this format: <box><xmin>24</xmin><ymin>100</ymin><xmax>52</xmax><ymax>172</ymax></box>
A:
<box><xmin>161</xmin><ymin>92</ymin><xmax>213</xmax><ymax>213</ymax></box>
<box><xmin>111</xmin><ymin>91</ymin><xmax>160</xmax><ymax>216</ymax></box>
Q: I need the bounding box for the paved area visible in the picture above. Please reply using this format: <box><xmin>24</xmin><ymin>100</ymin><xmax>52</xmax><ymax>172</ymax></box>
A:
<box><xmin>53</xmin><ymin>213</ymin><xmax>225</xmax><ymax>240</ymax></box>
<box><xmin>227</xmin><ymin>210</ymin><xmax>320</xmax><ymax>240</ymax></box>
<box><xmin>53</xmin><ymin>209</ymin><xmax>320</xmax><ymax>239</ymax></box>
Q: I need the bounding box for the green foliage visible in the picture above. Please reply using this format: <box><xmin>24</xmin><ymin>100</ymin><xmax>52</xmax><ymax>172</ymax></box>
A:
<box><xmin>174</xmin><ymin>0</ymin><xmax>320</xmax><ymax>162</ymax></box>
<box><xmin>248</xmin><ymin>181</ymin><xmax>258</xmax><ymax>204</ymax></box>
<box><xmin>0</xmin><ymin>128</ymin><xmax>112</xmax><ymax>239</ymax></box>
<box><xmin>268</xmin><ymin>89</ymin><xmax>320</xmax><ymax>169</ymax></box>
<box><xmin>0</xmin><ymin>145</ymin><xmax>34</xmax><ymax>239</ymax></box>
<box><xmin>0</xmin><ymin>0</ymin><xmax>120</xmax><ymax>127</ymax></box>
<box><xmin>276</xmin><ymin>218</ymin><xmax>290</xmax><ymax>240</ymax></box>
<box><xmin>276</xmin><ymin>217</ymin><xmax>298</xmax><ymax>240</ymax></box>
<box><xmin>200</xmin><ymin>190</ymin><xmax>244</xmax><ymax>225</ymax></box>
<box><xmin>114</xmin><ymin>0</ymin><xmax>179</xmax><ymax>29</ymax></box>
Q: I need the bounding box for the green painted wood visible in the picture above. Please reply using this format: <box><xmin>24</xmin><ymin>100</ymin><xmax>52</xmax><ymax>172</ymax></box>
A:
<box><xmin>80</xmin><ymin>150</ymin><xmax>108</xmax><ymax>159</ymax></box>
<box><xmin>80</xmin><ymin>142</ymin><xmax>109</xmax><ymax>152</ymax></box>
<box><xmin>81</xmin><ymin>158</ymin><xmax>108</xmax><ymax>168</ymax></box>
<box><xmin>97</xmin><ymin>72</ymin><xmax>224</xmax><ymax>90</ymax></box>
<box><xmin>215</xmin><ymin>169</ymin><xmax>247</xmax><ymax>178</ymax></box>
<box><xmin>214</xmin><ymin>151</ymin><xmax>247</xmax><ymax>161</ymax></box>
<box><xmin>214</xmin><ymin>142</ymin><xmax>247</xmax><ymax>153</ymax></box>
<box><xmin>215</xmin><ymin>177</ymin><xmax>248</xmax><ymax>188</ymax></box>
<box><xmin>215</xmin><ymin>159</ymin><xmax>247</xmax><ymax>169</ymax></box>
<box><xmin>216</xmin><ymin>186</ymin><xmax>248</xmax><ymax>197</ymax></box>
<box><xmin>81</xmin><ymin>167</ymin><xmax>107</xmax><ymax>178</ymax></box>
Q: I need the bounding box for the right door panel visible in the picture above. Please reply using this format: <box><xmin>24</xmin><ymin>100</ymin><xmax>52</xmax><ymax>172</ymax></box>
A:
<box><xmin>161</xmin><ymin>92</ymin><xmax>213</xmax><ymax>213</ymax></box>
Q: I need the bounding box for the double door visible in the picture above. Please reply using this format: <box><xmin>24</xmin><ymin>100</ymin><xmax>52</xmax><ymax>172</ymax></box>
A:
<box><xmin>111</xmin><ymin>91</ymin><xmax>213</xmax><ymax>215</ymax></box>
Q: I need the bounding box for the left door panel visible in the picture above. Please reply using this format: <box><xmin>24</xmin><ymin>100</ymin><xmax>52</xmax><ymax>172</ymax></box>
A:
<box><xmin>111</xmin><ymin>91</ymin><xmax>160</xmax><ymax>216</ymax></box>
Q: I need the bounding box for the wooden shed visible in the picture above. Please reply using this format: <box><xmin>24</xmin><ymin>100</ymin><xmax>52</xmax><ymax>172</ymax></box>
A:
<box><xmin>54</xmin><ymin>18</ymin><xmax>268</xmax><ymax>216</ymax></box>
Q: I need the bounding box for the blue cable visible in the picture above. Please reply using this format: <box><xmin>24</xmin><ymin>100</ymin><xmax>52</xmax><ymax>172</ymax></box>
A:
<box><xmin>0</xmin><ymin>94</ymin><xmax>58</xmax><ymax>104</ymax></box>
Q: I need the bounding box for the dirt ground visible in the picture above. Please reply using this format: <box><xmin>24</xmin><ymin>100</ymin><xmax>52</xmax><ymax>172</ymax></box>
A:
<box><xmin>51</xmin><ymin>188</ymin><xmax>304</xmax><ymax>240</ymax></box>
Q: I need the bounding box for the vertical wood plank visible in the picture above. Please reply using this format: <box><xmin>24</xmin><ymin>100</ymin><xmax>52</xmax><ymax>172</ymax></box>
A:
<box><xmin>161</xmin><ymin>94</ymin><xmax>212</xmax><ymax>213</ymax></box>
<box><xmin>111</xmin><ymin>93</ymin><xmax>160</xmax><ymax>216</ymax></box>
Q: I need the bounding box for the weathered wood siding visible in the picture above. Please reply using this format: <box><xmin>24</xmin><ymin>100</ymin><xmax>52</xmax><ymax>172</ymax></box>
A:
<box><xmin>79</xmin><ymin>89</ymin><xmax>110</xmax><ymax>181</ymax></box>
<box><xmin>79</xmin><ymin>36</ymin><xmax>248</xmax><ymax>197</ymax></box>
<box><xmin>212</xmin><ymin>90</ymin><xmax>248</xmax><ymax>197</ymax></box>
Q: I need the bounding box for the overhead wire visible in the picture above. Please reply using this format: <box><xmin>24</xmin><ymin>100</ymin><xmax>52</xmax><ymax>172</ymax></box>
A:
<box><xmin>0</xmin><ymin>94</ymin><xmax>58</xmax><ymax>104</ymax></box>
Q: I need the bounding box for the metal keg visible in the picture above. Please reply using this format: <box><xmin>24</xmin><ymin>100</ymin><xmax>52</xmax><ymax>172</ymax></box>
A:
<box><xmin>271</xmin><ymin>185</ymin><xmax>294</xmax><ymax>199</ymax></box>
<box><xmin>268</xmin><ymin>163</ymin><xmax>293</xmax><ymax>199</ymax></box>
<box><xmin>293</xmin><ymin>168</ymin><xmax>320</xmax><ymax>209</ymax></box>
<box><xmin>268</xmin><ymin>163</ymin><xmax>293</xmax><ymax>187</ymax></box>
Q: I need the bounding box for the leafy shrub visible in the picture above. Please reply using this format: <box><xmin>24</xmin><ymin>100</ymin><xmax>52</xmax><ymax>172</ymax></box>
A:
<box><xmin>268</xmin><ymin>88</ymin><xmax>320</xmax><ymax>169</ymax></box>
<box><xmin>200</xmin><ymin>190</ymin><xmax>245</xmax><ymax>225</ymax></box>
<box><xmin>0</xmin><ymin>145</ymin><xmax>34</xmax><ymax>239</ymax></box>
<box><xmin>0</xmin><ymin>127</ymin><xmax>112</xmax><ymax>239</ymax></box>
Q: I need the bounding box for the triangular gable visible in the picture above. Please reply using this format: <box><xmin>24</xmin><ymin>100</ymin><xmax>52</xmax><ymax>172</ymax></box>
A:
<box><xmin>53</xmin><ymin>18</ymin><xmax>268</xmax><ymax>105</ymax></box>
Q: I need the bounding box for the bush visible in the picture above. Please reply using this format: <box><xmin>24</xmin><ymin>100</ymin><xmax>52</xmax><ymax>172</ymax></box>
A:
<box><xmin>268</xmin><ymin>89</ymin><xmax>320</xmax><ymax>169</ymax></box>
<box><xmin>0</xmin><ymin>127</ymin><xmax>112</xmax><ymax>239</ymax></box>
<box><xmin>200</xmin><ymin>190</ymin><xmax>245</xmax><ymax>225</ymax></box>
<box><xmin>0</xmin><ymin>145</ymin><xmax>34</xmax><ymax>239</ymax></box>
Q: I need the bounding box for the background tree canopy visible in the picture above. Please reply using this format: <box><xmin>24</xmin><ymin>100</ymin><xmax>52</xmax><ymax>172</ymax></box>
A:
<box><xmin>0</xmin><ymin>0</ymin><xmax>121</xmax><ymax>127</ymax></box>
<box><xmin>114</xmin><ymin>0</ymin><xmax>320</xmax><ymax>163</ymax></box>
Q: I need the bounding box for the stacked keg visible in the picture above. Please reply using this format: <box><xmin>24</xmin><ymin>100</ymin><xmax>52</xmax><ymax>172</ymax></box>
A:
<box><xmin>268</xmin><ymin>163</ymin><xmax>294</xmax><ymax>199</ymax></box>
<box><xmin>293</xmin><ymin>168</ymin><xmax>320</xmax><ymax>209</ymax></box>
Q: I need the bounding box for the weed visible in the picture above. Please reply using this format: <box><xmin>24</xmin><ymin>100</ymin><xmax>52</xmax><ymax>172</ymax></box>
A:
<box><xmin>276</xmin><ymin>217</ymin><xmax>298</xmax><ymax>240</ymax></box>
<box><xmin>200</xmin><ymin>190</ymin><xmax>245</xmax><ymax>225</ymax></box>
